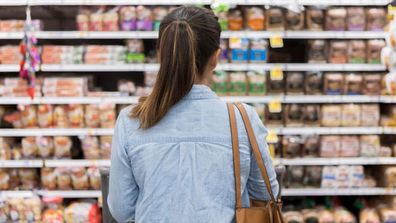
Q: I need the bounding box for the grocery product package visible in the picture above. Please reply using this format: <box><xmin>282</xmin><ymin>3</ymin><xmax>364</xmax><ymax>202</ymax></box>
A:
<box><xmin>306</xmin><ymin>7</ymin><xmax>324</xmax><ymax>30</ymax></box>
<box><xmin>326</xmin><ymin>8</ymin><xmax>347</xmax><ymax>31</ymax></box>
<box><xmin>285</xmin><ymin>10</ymin><xmax>304</xmax><ymax>30</ymax></box>
<box><xmin>266</xmin><ymin>7</ymin><xmax>285</xmax><ymax>31</ymax></box>
<box><xmin>245</xmin><ymin>7</ymin><xmax>265</xmax><ymax>31</ymax></box>
<box><xmin>247</xmin><ymin>71</ymin><xmax>266</xmax><ymax>95</ymax></box>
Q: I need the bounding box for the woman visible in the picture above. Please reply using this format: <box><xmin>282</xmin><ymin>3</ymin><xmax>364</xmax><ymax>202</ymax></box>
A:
<box><xmin>108</xmin><ymin>6</ymin><xmax>279</xmax><ymax>223</ymax></box>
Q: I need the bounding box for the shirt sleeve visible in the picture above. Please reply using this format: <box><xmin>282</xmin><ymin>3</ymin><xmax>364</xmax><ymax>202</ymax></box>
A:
<box><xmin>108</xmin><ymin>109</ymin><xmax>139</xmax><ymax>222</ymax></box>
<box><xmin>245</xmin><ymin>105</ymin><xmax>279</xmax><ymax>201</ymax></box>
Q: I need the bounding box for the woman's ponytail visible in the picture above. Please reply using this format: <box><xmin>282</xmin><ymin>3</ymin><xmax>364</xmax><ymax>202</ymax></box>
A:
<box><xmin>131</xmin><ymin>7</ymin><xmax>221</xmax><ymax>129</ymax></box>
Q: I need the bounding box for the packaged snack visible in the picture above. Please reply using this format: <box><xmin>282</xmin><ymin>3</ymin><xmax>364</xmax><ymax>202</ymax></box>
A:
<box><xmin>344</xmin><ymin>74</ymin><xmax>363</xmax><ymax>95</ymax></box>
<box><xmin>306</xmin><ymin>7</ymin><xmax>324</xmax><ymax>30</ymax></box>
<box><xmin>302</xmin><ymin>105</ymin><xmax>320</xmax><ymax>126</ymax></box>
<box><xmin>212</xmin><ymin>71</ymin><xmax>229</xmax><ymax>95</ymax></box>
<box><xmin>103</xmin><ymin>9</ymin><xmax>119</xmax><ymax>31</ymax></box>
<box><xmin>360</xmin><ymin>209</ymin><xmax>380</xmax><ymax>223</ymax></box>
<box><xmin>0</xmin><ymin>138</ymin><xmax>11</xmax><ymax>160</ymax></box>
<box><xmin>19</xmin><ymin>105</ymin><xmax>37</xmax><ymax>128</ymax></box>
<box><xmin>229</xmin><ymin>38</ymin><xmax>249</xmax><ymax>63</ymax></box>
<box><xmin>347</xmin><ymin>7</ymin><xmax>365</xmax><ymax>31</ymax></box>
<box><xmin>67</xmin><ymin>104</ymin><xmax>84</xmax><ymax>128</ymax></box>
<box><xmin>126</xmin><ymin>39</ymin><xmax>145</xmax><ymax>63</ymax></box>
<box><xmin>282</xmin><ymin>136</ymin><xmax>301</xmax><ymax>158</ymax></box>
<box><xmin>285</xmin><ymin>104</ymin><xmax>304</xmax><ymax>127</ymax></box>
<box><xmin>87</xmin><ymin>167</ymin><xmax>101</xmax><ymax>190</ymax></box>
<box><xmin>18</xmin><ymin>169</ymin><xmax>38</xmax><ymax>190</ymax></box>
<box><xmin>36</xmin><ymin>136</ymin><xmax>54</xmax><ymax>158</ymax></box>
<box><xmin>81</xmin><ymin>136</ymin><xmax>100</xmax><ymax>160</ymax></box>
<box><xmin>305</xmin><ymin>72</ymin><xmax>323</xmax><ymax>95</ymax></box>
<box><xmin>360</xmin><ymin>135</ymin><xmax>380</xmax><ymax>156</ymax></box>
<box><xmin>303</xmin><ymin>135</ymin><xmax>319</xmax><ymax>157</ymax></box>
<box><xmin>0</xmin><ymin>170</ymin><xmax>10</xmax><ymax>190</ymax></box>
<box><xmin>320</xmin><ymin>136</ymin><xmax>341</xmax><ymax>157</ymax></box>
<box><xmin>136</xmin><ymin>6</ymin><xmax>153</xmax><ymax>31</ymax></box>
<box><xmin>308</xmin><ymin>40</ymin><xmax>327</xmax><ymax>63</ymax></box>
<box><xmin>219</xmin><ymin>39</ymin><xmax>229</xmax><ymax>63</ymax></box>
<box><xmin>245</xmin><ymin>7</ymin><xmax>265</xmax><ymax>31</ymax></box>
<box><xmin>329</xmin><ymin>41</ymin><xmax>348</xmax><ymax>64</ymax></box>
<box><xmin>286</xmin><ymin>72</ymin><xmax>304</xmax><ymax>95</ymax></box>
<box><xmin>321</xmin><ymin>166</ymin><xmax>338</xmax><ymax>188</ymax></box>
<box><xmin>340</xmin><ymin>136</ymin><xmax>360</xmax><ymax>157</ymax></box>
<box><xmin>21</xmin><ymin>137</ymin><xmax>38</xmax><ymax>159</ymax></box>
<box><xmin>247</xmin><ymin>71</ymin><xmax>266</xmax><ymax>95</ymax></box>
<box><xmin>367</xmin><ymin>39</ymin><xmax>385</xmax><ymax>64</ymax></box>
<box><xmin>326</xmin><ymin>8</ymin><xmax>347</xmax><ymax>31</ymax></box>
<box><xmin>342</xmin><ymin>104</ymin><xmax>361</xmax><ymax>126</ymax></box>
<box><xmin>361</xmin><ymin>104</ymin><xmax>380</xmax><ymax>126</ymax></box>
<box><xmin>100</xmin><ymin>136</ymin><xmax>112</xmax><ymax>159</ymax></box>
<box><xmin>99</xmin><ymin>103</ymin><xmax>116</xmax><ymax>128</ymax></box>
<box><xmin>41</xmin><ymin>168</ymin><xmax>57</xmax><ymax>190</ymax></box>
<box><xmin>366</xmin><ymin>8</ymin><xmax>386</xmax><ymax>31</ymax></box>
<box><xmin>249</xmin><ymin>39</ymin><xmax>267</xmax><ymax>63</ymax></box>
<box><xmin>53</xmin><ymin>105</ymin><xmax>68</xmax><ymax>128</ymax></box>
<box><xmin>228</xmin><ymin>8</ymin><xmax>243</xmax><ymax>30</ymax></box>
<box><xmin>266</xmin><ymin>8</ymin><xmax>285</xmax><ymax>31</ymax></box>
<box><xmin>23</xmin><ymin>197</ymin><xmax>42</xmax><ymax>222</ymax></box>
<box><xmin>71</xmin><ymin>167</ymin><xmax>89</xmax><ymax>190</ymax></box>
<box><xmin>120</xmin><ymin>6</ymin><xmax>137</xmax><ymax>31</ymax></box>
<box><xmin>64</xmin><ymin>202</ymin><xmax>101</xmax><ymax>223</ymax></box>
<box><xmin>85</xmin><ymin>104</ymin><xmax>100</xmax><ymax>128</ymax></box>
<box><xmin>363</xmin><ymin>74</ymin><xmax>382</xmax><ymax>95</ymax></box>
<box><xmin>286</xmin><ymin>10</ymin><xmax>304</xmax><ymax>30</ymax></box>
<box><xmin>54</xmin><ymin>136</ymin><xmax>72</xmax><ymax>159</ymax></box>
<box><xmin>324</xmin><ymin>73</ymin><xmax>344</xmax><ymax>95</ymax></box>
<box><xmin>55</xmin><ymin>168</ymin><xmax>72</xmax><ymax>190</ymax></box>
<box><xmin>348</xmin><ymin>40</ymin><xmax>366</xmax><ymax>64</ymax></box>
<box><xmin>229</xmin><ymin>72</ymin><xmax>247</xmax><ymax>96</ymax></box>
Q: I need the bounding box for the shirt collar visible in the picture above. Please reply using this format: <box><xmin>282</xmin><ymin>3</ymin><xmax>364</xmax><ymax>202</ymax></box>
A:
<box><xmin>183</xmin><ymin>84</ymin><xmax>218</xmax><ymax>100</ymax></box>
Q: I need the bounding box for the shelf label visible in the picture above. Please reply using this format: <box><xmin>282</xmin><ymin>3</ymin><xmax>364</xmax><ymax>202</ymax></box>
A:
<box><xmin>270</xmin><ymin>65</ymin><xmax>283</xmax><ymax>81</ymax></box>
<box><xmin>270</xmin><ymin>34</ymin><xmax>284</xmax><ymax>48</ymax></box>
<box><xmin>268</xmin><ymin>99</ymin><xmax>282</xmax><ymax>113</ymax></box>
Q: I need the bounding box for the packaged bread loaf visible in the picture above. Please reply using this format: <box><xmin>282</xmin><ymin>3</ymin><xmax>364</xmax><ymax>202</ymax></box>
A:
<box><xmin>212</xmin><ymin>71</ymin><xmax>229</xmax><ymax>95</ymax></box>
<box><xmin>321</xmin><ymin>105</ymin><xmax>341</xmax><ymax>126</ymax></box>
<box><xmin>366</xmin><ymin>8</ymin><xmax>386</xmax><ymax>31</ymax></box>
<box><xmin>286</xmin><ymin>166</ymin><xmax>304</xmax><ymax>188</ymax></box>
<box><xmin>41</xmin><ymin>167</ymin><xmax>57</xmax><ymax>190</ymax></box>
<box><xmin>21</xmin><ymin>137</ymin><xmax>38</xmax><ymax>159</ymax></box>
<box><xmin>304</xmin><ymin>166</ymin><xmax>322</xmax><ymax>187</ymax></box>
<box><xmin>283</xmin><ymin>211</ymin><xmax>304</xmax><ymax>223</ymax></box>
<box><xmin>18</xmin><ymin>169</ymin><xmax>38</xmax><ymax>190</ymax></box>
<box><xmin>360</xmin><ymin>208</ymin><xmax>381</xmax><ymax>223</ymax></box>
<box><xmin>286</xmin><ymin>72</ymin><xmax>304</xmax><ymax>94</ymax></box>
<box><xmin>329</xmin><ymin>41</ymin><xmax>348</xmax><ymax>64</ymax></box>
<box><xmin>306</xmin><ymin>7</ymin><xmax>324</xmax><ymax>30</ymax></box>
<box><xmin>305</xmin><ymin>72</ymin><xmax>323</xmax><ymax>94</ymax></box>
<box><xmin>87</xmin><ymin>167</ymin><xmax>101</xmax><ymax>190</ymax></box>
<box><xmin>302</xmin><ymin>105</ymin><xmax>320</xmax><ymax>126</ymax></box>
<box><xmin>361</xmin><ymin>104</ymin><xmax>380</xmax><ymax>126</ymax></box>
<box><xmin>363</xmin><ymin>74</ymin><xmax>382</xmax><ymax>95</ymax></box>
<box><xmin>308</xmin><ymin>40</ymin><xmax>327</xmax><ymax>63</ymax></box>
<box><xmin>367</xmin><ymin>40</ymin><xmax>385</xmax><ymax>64</ymax></box>
<box><xmin>348</xmin><ymin>40</ymin><xmax>366</xmax><ymax>64</ymax></box>
<box><xmin>265</xmin><ymin>106</ymin><xmax>283</xmax><ymax>127</ymax></box>
<box><xmin>85</xmin><ymin>104</ymin><xmax>100</xmax><ymax>128</ymax></box>
<box><xmin>282</xmin><ymin>136</ymin><xmax>301</xmax><ymax>158</ymax></box>
<box><xmin>360</xmin><ymin>135</ymin><xmax>380</xmax><ymax>156</ymax></box>
<box><xmin>249</xmin><ymin>39</ymin><xmax>267</xmax><ymax>63</ymax></box>
<box><xmin>344</xmin><ymin>74</ymin><xmax>363</xmax><ymax>95</ymax></box>
<box><xmin>303</xmin><ymin>135</ymin><xmax>319</xmax><ymax>157</ymax></box>
<box><xmin>54</xmin><ymin>136</ymin><xmax>72</xmax><ymax>159</ymax></box>
<box><xmin>285</xmin><ymin>104</ymin><xmax>304</xmax><ymax>127</ymax></box>
<box><xmin>71</xmin><ymin>167</ymin><xmax>89</xmax><ymax>190</ymax></box>
<box><xmin>229</xmin><ymin>72</ymin><xmax>247</xmax><ymax>96</ymax></box>
<box><xmin>245</xmin><ymin>7</ymin><xmax>265</xmax><ymax>31</ymax></box>
<box><xmin>67</xmin><ymin>104</ymin><xmax>84</xmax><ymax>128</ymax></box>
<box><xmin>347</xmin><ymin>7</ymin><xmax>365</xmax><ymax>31</ymax></box>
<box><xmin>336</xmin><ymin>165</ymin><xmax>351</xmax><ymax>188</ymax></box>
<box><xmin>81</xmin><ymin>136</ymin><xmax>100</xmax><ymax>160</ymax></box>
<box><xmin>324</xmin><ymin>73</ymin><xmax>344</xmax><ymax>95</ymax></box>
<box><xmin>0</xmin><ymin>169</ymin><xmax>10</xmax><ymax>190</ymax></box>
<box><xmin>152</xmin><ymin>7</ymin><xmax>168</xmax><ymax>31</ymax></box>
<box><xmin>55</xmin><ymin>167</ymin><xmax>71</xmax><ymax>190</ymax></box>
<box><xmin>0</xmin><ymin>137</ymin><xmax>11</xmax><ymax>160</ymax></box>
<box><xmin>340</xmin><ymin>136</ymin><xmax>360</xmax><ymax>157</ymax></box>
<box><xmin>379</xmin><ymin>208</ymin><xmax>396</xmax><ymax>223</ymax></box>
<box><xmin>36</xmin><ymin>136</ymin><xmax>54</xmax><ymax>158</ymax></box>
<box><xmin>103</xmin><ymin>10</ymin><xmax>119</xmax><ymax>31</ymax></box>
<box><xmin>286</xmin><ymin>10</ymin><xmax>304</xmax><ymax>30</ymax></box>
<box><xmin>320</xmin><ymin>136</ymin><xmax>341</xmax><ymax>157</ymax></box>
<box><xmin>333</xmin><ymin>208</ymin><xmax>356</xmax><ymax>223</ymax></box>
<box><xmin>247</xmin><ymin>71</ymin><xmax>266</xmax><ymax>95</ymax></box>
<box><xmin>38</xmin><ymin>104</ymin><xmax>53</xmax><ymax>128</ymax></box>
<box><xmin>136</xmin><ymin>6</ymin><xmax>153</xmax><ymax>31</ymax></box>
<box><xmin>53</xmin><ymin>105</ymin><xmax>68</xmax><ymax>128</ymax></box>
<box><xmin>228</xmin><ymin>8</ymin><xmax>243</xmax><ymax>30</ymax></box>
<box><xmin>326</xmin><ymin>8</ymin><xmax>346</xmax><ymax>31</ymax></box>
<box><xmin>99</xmin><ymin>103</ymin><xmax>116</xmax><ymax>128</ymax></box>
<box><xmin>266</xmin><ymin>8</ymin><xmax>285</xmax><ymax>31</ymax></box>
<box><xmin>321</xmin><ymin>166</ymin><xmax>338</xmax><ymax>188</ymax></box>
<box><xmin>120</xmin><ymin>6</ymin><xmax>137</xmax><ymax>31</ymax></box>
<box><xmin>100</xmin><ymin>136</ymin><xmax>112</xmax><ymax>159</ymax></box>
<box><xmin>267</xmin><ymin>73</ymin><xmax>285</xmax><ymax>95</ymax></box>
<box><xmin>19</xmin><ymin>105</ymin><xmax>37</xmax><ymax>128</ymax></box>
<box><xmin>341</xmin><ymin>104</ymin><xmax>361</xmax><ymax>126</ymax></box>
<box><xmin>23</xmin><ymin>196</ymin><xmax>42</xmax><ymax>222</ymax></box>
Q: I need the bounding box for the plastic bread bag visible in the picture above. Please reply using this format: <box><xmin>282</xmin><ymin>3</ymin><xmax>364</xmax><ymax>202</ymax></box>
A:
<box><xmin>42</xmin><ymin>196</ymin><xmax>64</xmax><ymax>223</ymax></box>
<box><xmin>41</xmin><ymin>167</ymin><xmax>57</xmax><ymax>190</ymax></box>
<box><xmin>87</xmin><ymin>167</ymin><xmax>101</xmax><ymax>190</ymax></box>
<box><xmin>328</xmin><ymin>40</ymin><xmax>348</xmax><ymax>64</ymax></box>
<box><xmin>67</xmin><ymin>104</ymin><xmax>84</xmax><ymax>128</ymax></box>
<box><xmin>0</xmin><ymin>169</ymin><xmax>10</xmax><ymax>190</ymax></box>
<box><xmin>100</xmin><ymin>136</ymin><xmax>112</xmax><ymax>159</ymax></box>
<box><xmin>363</xmin><ymin>74</ymin><xmax>382</xmax><ymax>95</ymax></box>
<box><xmin>325</xmin><ymin>7</ymin><xmax>347</xmax><ymax>31</ymax></box>
<box><xmin>229</xmin><ymin>37</ymin><xmax>249</xmax><ymax>63</ymax></box>
<box><xmin>7</xmin><ymin>198</ymin><xmax>24</xmax><ymax>222</ymax></box>
<box><xmin>321</xmin><ymin>166</ymin><xmax>338</xmax><ymax>188</ymax></box>
<box><xmin>282</xmin><ymin>135</ymin><xmax>302</xmax><ymax>158</ymax></box>
<box><xmin>324</xmin><ymin>73</ymin><xmax>344</xmax><ymax>95</ymax></box>
<box><xmin>21</xmin><ymin>137</ymin><xmax>38</xmax><ymax>159</ymax></box>
<box><xmin>341</xmin><ymin>104</ymin><xmax>361</xmax><ymax>127</ymax></box>
<box><xmin>306</xmin><ymin>7</ymin><xmax>324</xmax><ymax>30</ymax></box>
<box><xmin>245</xmin><ymin>6</ymin><xmax>265</xmax><ymax>31</ymax></box>
<box><xmin>359</xmin><ymin>208</ymin><xmax>380</xmax><ymax>223</ymax></box>
<box><xmin>302</xmin><ymin>105</ymin><xmax>320</xmax><ymax>126</ymax></box>
<box><xmin>54</xmin><ymin>136</ymin><xmax>72</xmax><ymax>159</ymax></box>
<box><xmin>360</xmin><ymin>135</ymin><xmax>380</xmax><ymax>157</ymax></box>
<box><xmin>55</xmin><ymin>167</ymin><xmax>72</xmax><ymax>190</ymax></box>
<box><xmin>64</xmin><ymin>201</ymin><xmax>101</xmax><ymax>223</ymax></box>
<box><xmin>320</xmin><ymin>136</ymin><xmax>341</xmax><ymax>157</ymax></box>
<box><xmin>367</xmin><ymin>39</ymin><xmax>385</xmax><ymax>64</ymax></box>
<box><xmin>53</xmin><ymin>105</ymin><xmax>69</xmax><ymax>128</ymax></box>
<box><xmin>249</xmin><ymin>39</ymin><xmax>267</xmax><ymax>63</ymax></box>
<box><xmin>347</xmin><ymin>7</ymin><xmax>365</xmax><ymax>31</ymax></box>
<box><xmin>344</xmin><ymin>73</ymin><xmax>363</xmax><ymax>95</ymax></box>
<box><xmin>212</xmin><ymin>71</ymin><xmax>229</xmax><ymax>96</ymax></box>
<box><xmin>120</xmin><ymin>6</ymin><xmax>137</xmax><ymax>31</ymax></box>
<box><xmin>23</xmin><ymin>197</ymin><xmax>42</xmax><ymax>223</ymax></box>
<box><xmin>305</xmin><ymin>71</ymin><xmax>323</xmax><ymax>95</ymax></box>
<box><xmin>333</xmin><ymin>208</ymin><xmax>356</xmax><ymax>223</ymax></box>
<box><xmin>361</xmin><ymin>104</ymin><xmax>380</xmax><ymax>127</ymax></box>
<box><xmin>247</xmin><ymin>71</ymin><xmax>266</xmax><ymax>96</ymax></box>
<box><xmin>18</xmin><ymin>169</ymin><xmax>38</xmax><ymax>190</ymax></box>
<box><xmin>286</xmin><ymin>72</ymin><xmax>304</xmax><ymax>95</ymax></box>
<box><xmin>99</xmin><ymin>103</ymin><xmax>116</xmax><ymax>128</ymax></box>
<box><xmin>366</xmin><ymin>7</ymin><xmax>386</xmax><ymax>31</ymax></box>
<box><xmin>229</xmin><ymin>72</ymin><xmax>247</xmax><ymax>96</ymax></box>
<box><xmin>71</xmin><ymin>167</ymin><xmax>89</xmax><ymax>190</ymax></box>
<box><xmin>80</xmin><ymin>136</ymin><xmax>100</xmax><ymax>160</ymax></box>
<box><xmin>283</xmin><ymin>211</ymin><xmax>304</xmax><ymax>223</ymax></box>
<box><xmin>304</xmin><ymin>166</ymin><xmax>322</xmax><ymax>187</ymax></box>
<box><xmin>266</xmin><ymin>7</ymin><xmax>285</xmax><ymax>31</ymax></box>
<box><xmin>303</xmin><ymin>135</ymin><xmax>319</xmax><ymax>157</ymax></box>
<box><xmin>0</xmin><ymin>137</ymin><xmax>11</xmax><ymax>160</ymax></box>
<box><xmin>285</xmin><ymin>104</ymin><xmax>304</xmax><ymax>127</ymax></box>
<box><xmin>340</xmin><ymin>136</ymin><xmax>360</xmax><ymax>157</ymax></box>
<box><xmin>228</xmin><ymin>8</ymin><xmax>244</xmax><ymax>30</ymax></box>
<box><xmin>103</xmin><ymin>8</ymin><xmax>119</xmax><ymax>31</ymax></box>
<box><xmin>76</xmin><ymin>8</ymin><xmax>90</xmax><ymax>31</ymax></box>
<box><xmin>38</xmin><ymin>104</ymin><xmax>53</xmax><ymax>128</ymax></box>
<box><xmin>85</xmin><ymin>104</ymin><xmax>100</xmax><ymax>128</ymax></box>
<box><xmin>153</xmin><ymin>7</ymin><xmax>168</xmax><ymax>31</ymax></box>
<box><xmin>18</xmin><ymin>105</ymin><xmax>37</xmax><ymax>128</ymax></box>
<box><xmin>308</xmin><ymin>40</ymin><xmax>327</xmax><ymax>63</ymax></box>
<box><xmin>286</xmin><ymin>9</ymin><xmax>304</xmax><ymax>30</ymax></box>
<box><xmin>348</xmin><ymin>40</ymin><xmax>366</xmax><ymax>64</ymax></box>
<box><xmin>136</xmin><ymin>6</ymin><xmax>153</xmax><ymax>31</ymax></box>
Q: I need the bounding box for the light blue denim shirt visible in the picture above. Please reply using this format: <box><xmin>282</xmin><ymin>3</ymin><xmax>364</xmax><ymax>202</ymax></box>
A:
<box><xmin>108</xmin><ymin>84</ymin><xmax>279</xmax><ymax>223</ymax></box>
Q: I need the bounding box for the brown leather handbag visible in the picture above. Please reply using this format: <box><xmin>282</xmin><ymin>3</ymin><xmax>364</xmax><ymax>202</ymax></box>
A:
<box><xmin>227</xmin><ymin>103</ymin><xmax>284</xmax><ymax>223</ymax></box>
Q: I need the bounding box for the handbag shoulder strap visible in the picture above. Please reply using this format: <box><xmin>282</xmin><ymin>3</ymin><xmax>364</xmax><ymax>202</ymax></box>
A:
<box><xmin>234</xmin><ymin>102</ymin><xmax>276</xmax><ymax>202</ymax></box>
<box><xmin>227</xmin><ymin>103</ymin><xmax>243</xmax><ymax>209</ymax></box>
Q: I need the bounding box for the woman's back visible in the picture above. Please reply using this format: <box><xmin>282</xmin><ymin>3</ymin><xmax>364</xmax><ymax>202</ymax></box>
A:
<box><xmin>108</xmin><ymin>85</ymin><xmax>279</xmax><ymax>223</ymax></box>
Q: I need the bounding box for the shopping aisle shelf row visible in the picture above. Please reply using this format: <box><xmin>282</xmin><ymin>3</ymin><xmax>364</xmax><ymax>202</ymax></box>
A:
<box><xmin>4</xmin><ymin>127</ymin><xmax>396</xmax><ymax>136</ymax></box>
<box><xmin>0</xmin><ymin>0</ymin><xmax>390</xmax><ymax>6</ymax></box>
<box><xmin>0</xmin><ymin>63</ymin><xmax>386</xmax><ymax>72</ymax></box>
<box><xmin>0</xmin><ymin>31</ymin><xmax>387</xmax><ymax>39</ymax></box>
<box><xmin>1</xmin><ymin>95</ymin><xmax>391</xmax><ymax>105</ymax></box>
<box><xmin>1</xmin><ymin>188</ymin><xmax>396</xmax><ymax>198</ymax></box>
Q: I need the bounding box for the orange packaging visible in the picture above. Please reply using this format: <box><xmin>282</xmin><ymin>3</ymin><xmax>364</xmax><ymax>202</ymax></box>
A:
<box><xmin>246</xmin><ymin>7</ymin><xmax>265</xmax><ymax>31</ymax></box>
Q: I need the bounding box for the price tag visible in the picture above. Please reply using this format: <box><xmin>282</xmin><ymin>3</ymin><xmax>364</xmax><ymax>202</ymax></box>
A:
<box><xmin>268</xmin><ymin>99</ymin><xmax>282</xmax><ymax>113</ymax></box>
<box><xmin>266</xmin><ymin>129</ymin><xmax>279</xmax><ymax>144</ymax></box>
<box><xmin>229</xmin><ymin>37</ymin><xmax>242</xmax><ymax>48</ymax></box>
<box><xmin>270</xmin><ymin>65</ymin><xmax>283</xmax><ymax>81</ymax></box>
<box><xmin>270</xmin><ymin>34</ymin><xmax>284</xmax><ymax>48</ymax></box>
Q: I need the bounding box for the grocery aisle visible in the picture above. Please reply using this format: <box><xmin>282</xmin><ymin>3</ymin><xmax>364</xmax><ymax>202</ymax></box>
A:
<box><xmin>0</xmin><ymin>0</ymin><xmax>395</xmax><ymax>222</ymax></box>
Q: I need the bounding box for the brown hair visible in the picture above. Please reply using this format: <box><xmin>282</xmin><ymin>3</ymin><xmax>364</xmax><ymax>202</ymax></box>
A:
<box><xmin>130</xmin><ymin>6</ymin><xmax>221</xmax><ymax>129</ymax></box>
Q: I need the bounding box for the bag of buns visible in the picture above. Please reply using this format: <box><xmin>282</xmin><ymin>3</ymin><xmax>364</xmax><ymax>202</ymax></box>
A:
<box><xmin>361</xmin><ymin>104</ymin><xmax>380</xmax><ymax>126</ymax></box>
<box><xmin>38</xmin><ymin>104</ymin><xmax>53</xmax><ymax>128</ymax></box>
<box><xmin>0</xmin><ymin>137</ymin><xmax>11</xmax><ymax>160</ymax></box>
<box><xmin>87</xmin><ymin>167</ymin><xmax>101</xmax><ymax>190</ymax></box>
<box><xmin>366</xmin><ymin>8</ymin><xmax>386</xmax><ymax>31</ymax></box>
<box><xmin>324</xmin><ymin>73</ymin><xmax>344</xmax><ymax>95</ymax></box>
<box><xmin>347</xmin><ymin>7</ymin><xmax>365</xmax><ymax>31</ymax></box>
<box><xmin>81</xmin><ymin>136</ymin><xmax>100</xmax><ymax>160</ymax></box>
<box><xmin>367</xmin><ymin>40</ymin><xmax>385</xmax><ymax>64</ymax></box>
<box><xmin>363</xmin><ymin>74</ymin><xmax>382</xmax><ymax>95</ymax></box>
<box><xmin>23</xmin><ymin>197</ymin><xmax>42</xmax><ymax>223</ymax></box>
<box><xmin>55</xmin><ymin>167</ymin><xmax>71</xmax><ymax>190</ymax></box>
<box><xmin>71</xmin><ymin>167</ymin><xmax>89</xmax><ymax>190</ymax></box>
<box><xmin>18</xmin><ymin>169</ymin><xmax>38</xmax><ymax>190</ymax></box>
<box><xmin>320</xmin><ymin>136</ymin><xmax>341</xmax><ymax>157</ymax></box>
<box><xmin>348</xmin><ymin>40</ymin><xmax>366</xmax><ymax>64</ymax></box>
<box><xmin>36</xmin><ymin>136</ymin><xmax>54</xmax><ymax>158</ymax></box>
<box><xmin>329</xmin><ymin>41</ymin><xmax>348</xmax><ymax>64</ymax></box>
<box><xmin>41</xmin><ymin>167</ymin><xmax>57</xmax><ymax>190</ymax></box>
<box><xmin>245</xmin><ymin>7</ymin><xmax>265</xmax><ymax>31</ymax></box>
<box><xmin>308</xmin><ymin>40</ymin><xmax>327</xmax><ymax>63</ymax></box>
<box><xmin>344</xmin><ymin>74</ymin><xmax>363</xmax><ymax>95</ymax></box>
<box><xmin>359</xmin><ymin>208</ymin><xmax>380</xmax><ymax>223</ymax></box>
<box><xmin>360</xmin><ymin>135</ymin><xmax>380</xmax><ymax>157</ymax></box>
<box><xmin>100</xmin><ymin>136</ymin><xmax>112</xmax><ymax>159</ymax></box>
<box><xmin>0</xmin><ymin>169</ymin><xmax>10</xmax><ymax>190</ymax></box>
<box><xmin>266</xmin><ymin>8</ymin><xmax>285</xmax><ymax>31</ymax></box>
<box><xmin>341</xmin><ymin>104</ymin><xmax>361</xmax><ymax>126</ymax></box>
<box><xmin>19</xmin><ymin>105</ymin><xmax>37</xmax><ymax>128</ymax></box>
<box><xmin>340</xmin><ymin>136</ymin><xmax>360</xmax><ymax>157</ymax></box>
<box><xmin>321</xmin><ymin>105</ymin><xmax>341</xmax><ymax>127</ymax></box>
<box><xmin>54</xmin><ymin>136</ymin><xmax>72</xmax><ymax>159</ymax></box>
<box><xmin>99</xmin><ymin>103</ymin><xmax>116</xmax><ymax>128</ymax></box>
<box><xmin>67</xmin><ymin>104</ymin><xmax>84</xmax><ymax>128</ymax></box>
<box><xmin>286</xmin><ymin>10</ymin><xmax>304</xmax><ymax>30</ymax></box>
<box><xmin>306</xmin><ymin>7</ymin><xmax>324</xmax><ymax>30</ymax></box>
<box><xmin>53</xmin><ymin>105</ymin><xmax>69</xmax><ymax>128</ymax></box>
<box><xmin>21</xmin><ymin>137</ymin><xmax>38</xmax><ymax>159</ymax></box>
<box><xmin>326</xmin><ymin>7</ymin><xmax>346</xmax><ymax>31</ymax></box>
<box><xmin>85</xmin><ymin>104</ymin><xmax>100</xmax><ymax>128</ymax></box>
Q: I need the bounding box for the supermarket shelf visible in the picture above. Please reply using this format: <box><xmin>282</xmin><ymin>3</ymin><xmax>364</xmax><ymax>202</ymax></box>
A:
<box><xmin>40</xmin><ymin>64</ymin><xmax>160</xmax><ymax>72</ymax></box>
<box><xmin>0</xmin><ymin>128</ymin><xmax>113</xmax><ymax>137</ymax></box>
<box><xmin>0</xmin><ymin>31</ymin><xmax>386</xmax><ymax>40</ymax></box>
<box><xmin>0</xmin><ymin>97</ymin><xmax>139</xmax><ymax>105</ymax></box>
<box><xmin>45</xmin><ymin>159</ymin><xmax>110</xmax><ymax>167</ymax></box>
<box><xmin>38</xmin><ymin>190</ymin><xmax>101</xmax><ymax>198</ymax></box>
<box><xmin>0</xmin><ymin>160</ymin><xmax>43</xmax><ymax>168</ymax></box>
<box><xmin>278</xmin><ymin>157</ymin><xmax>396</xmax><ymax>166</ymax></box>
<box><xmin>0</xmin><ymin>0</ymin><xmax>390</xmax><ymax>5</ymax></box>
<box><xmin>0</xmin><ymin>64</ymin><xmax>19</xmax><ymax>72</ymax></box>
<box><xmin>282</xmin><ymin>188</ymin><xmax>396</xmax><ymax>196</ymax></box>
<box><xmin>278</xmin><ymin>127</ymin><xmax>383</xmax><ymax>135</ymax></box>
<box><xmin>0</xmin><ymin>191</ymin><xmax>35</xmax><ymax>198</ymax></box>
